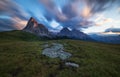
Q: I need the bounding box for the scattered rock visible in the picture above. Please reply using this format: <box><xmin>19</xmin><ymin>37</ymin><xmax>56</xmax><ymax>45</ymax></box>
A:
<box><xmin>65</xmin><ymin>62</ymin><xmax>79</xmax><ymax>68</ymax></box>
<box><xmin>42</xmin><ymin>43</ymin><xmax>72</xmax><ymax>60</ymax></box>
<box><xmin>43</xmin><ymin>44</ymin><xmax>49</xmax><ymax>48</ymax></box>
<box><xmin>58</xmin><ymin>52</ymin><xmax>71</xmax><ymax>60</ymax></box>
<box><xmin>42</xmin><ymin>43</ymin><xmax>79</xmax><ymax>69</ymax></box>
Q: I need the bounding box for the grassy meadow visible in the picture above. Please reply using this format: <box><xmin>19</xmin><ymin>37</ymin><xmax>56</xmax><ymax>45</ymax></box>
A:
<box><xmin>0</xmin><ymin>31</ymin><xmax>120</xmax><ymax>77</ymax></box>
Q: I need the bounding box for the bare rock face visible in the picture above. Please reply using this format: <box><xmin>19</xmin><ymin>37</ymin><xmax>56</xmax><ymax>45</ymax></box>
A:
<box><xmin>23</xmin><ymin>17</ymin><xmax>38</xmax><ymax>32</ymax></box>
<box><xmin>23</xmin><ymin>17</ymin><xmax>49</xmax><ymax>37</ymax></box>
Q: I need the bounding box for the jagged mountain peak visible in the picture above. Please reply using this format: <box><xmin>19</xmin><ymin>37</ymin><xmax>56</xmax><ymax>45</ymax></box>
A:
<box><xmin>29</xmin><ymin>17</ymin><xmax>37</xmax><ymax>22</ymax></box>
<box><xmin>61</xmin><ymin>27</ymin><xmax>71</xmax><ymax>32</ymax></box>
<box><xmin>23</xmin><ymin>17</ymin><xmax>50</xmax><ymax>37</ymax></box>
<box><xmin>23</xmin><ymin>18</ymin><xmax>92</xmax><ymax>40</ymax></box>
<box><xmin>29</xmin><ymin>17</ymin><xmax>38</xmax><ymax>28</ymax></box>
<box><xmin>23</xmin><ymin>17</ymin><xmax>38</xmax><ymax>30</ymax></box>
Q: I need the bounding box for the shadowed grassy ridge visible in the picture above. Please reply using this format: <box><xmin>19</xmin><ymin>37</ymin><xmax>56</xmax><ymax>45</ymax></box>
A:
<box><xmin>0</xmin><ymin>31</ymin><xmax>120</xmax><ymax>77</ymax></box>
<box><xmin>0</xmin><ymin>30</ymin><xmax>40</xmax><ymax>42</ymax></box>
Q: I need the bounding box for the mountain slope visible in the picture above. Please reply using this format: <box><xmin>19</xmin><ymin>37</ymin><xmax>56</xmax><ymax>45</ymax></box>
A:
<box><xmin>58</xmin><ymin>28</ymin><xmax>93</xmax><ymax>40</ymax></box>
<box><xmin>0</xmin><ymin>30</ymin><xmax>120</xmax><ymax>77</ymax></box>
<box><xmin>0</xmin><ymin>30</ymin><xmax>40</xmax><ymax>41</ymax></box>
<box><xmin>23</xmin><ymin>18</ymin><xmax>93</xmax><ymax>41</ymax></box>
<box><xmin>23</xmin><ymin>17</ymin><xmax>50</xmax><ymax>37</ymax></box>
<box><xmin>57</xmin><ymin>27</ymin><xmax>72</xmax><ymax>37</ymax></box>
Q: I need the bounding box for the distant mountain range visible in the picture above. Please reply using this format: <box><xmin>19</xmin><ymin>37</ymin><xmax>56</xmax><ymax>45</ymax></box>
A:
<box><xmin>105</xmin><ymin>28</ymin><xmax>120</xmax><ymax>32</ymax></box>
<box><xmin>89</xmin><ymin>33</ymin><xmax>120</xmax><ymax>44</ymax></box>
<box><xmin>23</xmin><ymin>17</ymin><xmax>93</xmax><ymax>40</ymax></box>
<box><xmin>57</xmin><ymin>27</ymin><xmax>93</xmax><ymax>40</ymax></box>
<box><xmin>23</xmin><ymin>17</ymin><xmax>120</xmax><ymax>44</ymax></box>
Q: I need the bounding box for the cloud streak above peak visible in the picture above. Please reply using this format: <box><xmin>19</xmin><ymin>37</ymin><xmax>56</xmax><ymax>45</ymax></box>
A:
<box><xmin>0</xmin><ymin>0</ymin><xmax>120</xmax><ymax>33</ymax></box>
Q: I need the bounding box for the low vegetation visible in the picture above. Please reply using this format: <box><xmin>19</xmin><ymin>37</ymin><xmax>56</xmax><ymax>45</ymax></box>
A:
<box><xmin>0</xmin><ymin>31</ymin><xmax>120</xmax><ymax>77</ymax></box>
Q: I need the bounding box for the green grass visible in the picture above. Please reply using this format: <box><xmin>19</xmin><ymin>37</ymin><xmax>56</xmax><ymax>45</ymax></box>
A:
<box><xmin>0</xmin><ymin>30</ymin><xmax>120</xmax><ymax>77</ymax></box>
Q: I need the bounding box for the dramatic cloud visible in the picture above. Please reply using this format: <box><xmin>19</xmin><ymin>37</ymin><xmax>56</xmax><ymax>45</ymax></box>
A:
<box><xmin>85</xmin><ymin>0</ymin><xmax>114</xmax><ymax>13</ymax></box>
<box><xmin>0</xmin><ymin>0</ymin><xmax>120</xmax><ymax>32</ymax></box>
<box><xmin>0</xmin><ymin>0</ymin><xmax>28</xmax><ymax>31</ymax></box>
<box><xmin>38</xmin><ymin>0</ymin><xmax>120</xmax><ymax>29</ymax></box>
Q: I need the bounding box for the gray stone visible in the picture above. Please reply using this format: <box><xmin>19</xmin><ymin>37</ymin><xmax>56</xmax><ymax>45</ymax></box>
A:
<box><xmin>58</xmin><ymin>52</ymin><xmax>72</xmax><ymax>60</ymax></box>
<box><xmin>43</xmin><ymin>44</ymin><xmax>49</xmax><ymax>48</ymax></box>
<box><xmin>52</xmin><ymin>43</ymin><xmax>64</xmax><ymax>50</ymax></box>
<box><xmin>65</xmin><ymin>62</ymin><xmax>79</xmax><ymax>68</ymax></box>
<box><xmin>42</xmin><ymin>48</ymin><xmax>59</xmax><ymax>58</ymax></box>
<box><xmin>42</xmin><ymin>43</ymin><xmax>72</xmax><ymax>60</ymax></box>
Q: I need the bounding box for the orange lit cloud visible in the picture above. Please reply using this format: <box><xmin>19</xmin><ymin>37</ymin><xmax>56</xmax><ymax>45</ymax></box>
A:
<box><xmin>103</xmin><ymin>18</ymin><xmax>113</xmax><ymax>23</ymax></box>
<box><xmin>95</xmin><ymin>17</ymin><xmax>120</xmax><ymax>26</ymax></box>
<box><xmin>82</xmin><ymin>6</ymin><xmax>91</xmax><ymax>18</ymax></box>
<box><xmin>12</xmin><ymin>17</ymin><xmax>27</xmax><ymax>30</ymax></box>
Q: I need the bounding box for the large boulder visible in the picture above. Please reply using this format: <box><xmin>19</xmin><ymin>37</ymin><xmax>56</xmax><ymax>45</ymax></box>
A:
<box><xmin>42</xmin><ymin>43</ymin><xmax>72</xmax><ymax>60</ymax></box>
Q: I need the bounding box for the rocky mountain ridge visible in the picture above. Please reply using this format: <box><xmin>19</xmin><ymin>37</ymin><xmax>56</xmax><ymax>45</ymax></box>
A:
<box><xmin>23</xmin><ymin>17</ymin><xmax>91</xmax><ymax>41</ymax></box>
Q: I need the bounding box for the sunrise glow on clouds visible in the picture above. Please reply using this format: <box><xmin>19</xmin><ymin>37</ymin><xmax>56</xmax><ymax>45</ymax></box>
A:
<box><xmin>0</xmin><ymin>0</ymin><xmax>120</xmax><ymax>34</ymax></box>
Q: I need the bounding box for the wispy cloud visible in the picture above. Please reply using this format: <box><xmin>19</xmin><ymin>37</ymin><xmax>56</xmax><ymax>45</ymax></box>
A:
<box><xmin>0</xmin><ymin>0</ymin><xmax>28</xmax><ymax>31</ymax></box>
<box><xmin>0</xmin><ymin>0</ymin><xmax>120</xmax><ymax>32</ymax></box>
